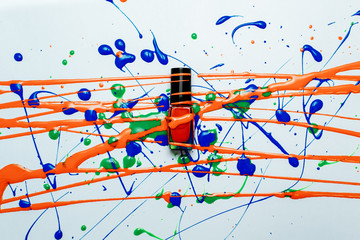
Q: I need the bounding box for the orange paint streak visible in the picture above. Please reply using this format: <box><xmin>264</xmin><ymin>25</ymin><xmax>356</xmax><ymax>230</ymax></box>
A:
<box><xmin>1</xmin><ymin>61</ymin><xmax>360</xmax><ymax>212</ymax></box>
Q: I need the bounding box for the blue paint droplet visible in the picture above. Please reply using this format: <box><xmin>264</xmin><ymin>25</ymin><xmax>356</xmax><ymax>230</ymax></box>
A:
<box><xmin>98</xmin><ymin>45</ymin><xmax>114</xmax><ymax>56</ymax></box>
<box><xmin>19</xmin><ymin>199</ymin><xmax>31</xmax><ymax>208</ymax></box>
<box><xmin>198</xmin><ymin>129</ymin><xmax>217</xmax><ymax>147</ymax></box>
<box><xmin>192</xmin><ymin>165</ymin><xmax>209</xmax><ymax>178</ymax></box>
<box><xmin>114</xmin><ymin>39</ymin><xmax>126</xmax><ymax>51</ymax></box>
<box><xmin>77</xmin><ymin>88</ymin><xmax>91</xmax><ymax>101</ymax></box>
<box><xmin>169</xmin><ymin>192</ymin><xmax>182</xmax><ymax>207</ymax></box>
<box><xmin>275</xmin><ymin>109</ymin><xmax>291</xmax><ymax>122</ymax></box>
<box><xmin>309</xmin><ymin>99</ymin><xmax>323</xmax><ymax>114</ymax></box>
<box><xmin>10</xmin><ymin>83</ymin><xmax>24</xmax><ymax>100</ymax></box>
<box><xmin>14</xmin><ymin>53</ymin><xmax>23</xmax><ymax>62</ymax></box>
<box><xmin>237</xmin><ymin>155</ymin><xmax>256</xmax><ymax>175</ymax></box>
<box><xmin>141</xmin><ymin>49</ymin><xmax>155</xmax><ymax>63</ymax></box>
<box><xmin>62</xmin><ymin>108</ymin><xmax>78</xmax><ymax>115</ymax></box>
<box><xmin>126</xmin><ymin>141</ymin><xmax>142</xmax><ymax>157</ymax></box>
<box><xmin>84</xmin><ymin>110</ymin><xmax>98</xmax><ymax>121</ymax></box>
<box><xmin>288</xmin><ymin>157</ymin><xmax>299</xmax><ymax>168</ymax></box>
<box><xmin>302</xmin><ymin>45</ymin><xmax>323</xmax><ymax>62</ymax></box>
<box><xmin>54</xmin><ymin>230</ymin><xmax>63</xmax><ymax>239</ymax></box>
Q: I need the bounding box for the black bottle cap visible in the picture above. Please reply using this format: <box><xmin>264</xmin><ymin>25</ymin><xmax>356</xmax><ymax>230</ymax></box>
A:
<box><xmin>171</xmin><ymin>67</ymin><xmax>191</xmax><ymax>104</ymax></box>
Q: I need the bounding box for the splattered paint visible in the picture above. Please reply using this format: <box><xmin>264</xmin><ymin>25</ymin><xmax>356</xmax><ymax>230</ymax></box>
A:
<box><xmin>0</xmin><ymin>0</ymin><xmax>360</xmax><ymax>239</ymax></box>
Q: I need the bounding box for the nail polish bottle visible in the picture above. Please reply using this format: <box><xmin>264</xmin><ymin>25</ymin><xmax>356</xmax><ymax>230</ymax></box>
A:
<box><xmin>168</xmin><ymin>67</ymin><xmax>194</xmax><ymax>150</ymax></box>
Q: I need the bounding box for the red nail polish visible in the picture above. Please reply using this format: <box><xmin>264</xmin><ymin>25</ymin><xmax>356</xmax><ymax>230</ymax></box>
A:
<box><xmin>168</xmin><ymin>67</ymin><xmax>194</xmax><ymax>150</ymax></box>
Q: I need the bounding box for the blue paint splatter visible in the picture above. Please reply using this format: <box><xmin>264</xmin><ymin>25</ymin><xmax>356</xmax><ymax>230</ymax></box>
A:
<box><xmin>231</xmin><ymin>21</ymin><xmax>267</xmax><ymax>44</ymax></box>
<box><xmin>209</xmin><ymin>63</ymin><xmax>224</xmax><ymax>70</ymax></box>
<box><xmin>77</xmin><ymin>88</ymin><xmax>91</xmax><ymax>101</ymax></box>
<box><xmin>352</xmin><ymin>10</ymin><xmax>360</xmax><ymax>16</ymax></box>
<box><xmin>140</xmin><ymin>31</ymin><xmax>168</xmax><ymax>65</ymax></box>
<box><xmin>14</xmin><ymin>53</ymin><xmax>23</xmax><ymax>62</ymax></box>
<box><xmin>237</xmin><ymin>155</ymin><xmax>256</xmax><ymax>176</ymax></box>
<box><xmin>215</xmin><ymin>15</ymin><xmax>243</xmax><ymax>25</ymax></box>
<box><xmin>126</xmin><ymin>141</ymin><xmax>142</xmax><ymax>157</ymax></box>
<box><xmin>98</xmin><ymin>39</ymin><xmax>136</xmax><ymax>71</ymax></box>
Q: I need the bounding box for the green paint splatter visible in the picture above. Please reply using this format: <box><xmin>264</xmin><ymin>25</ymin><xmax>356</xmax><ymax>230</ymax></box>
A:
<box><xmin>177</xmin><ymin>155</ymin><xmax>190</xmax><ymax>164</ymax></box>
<box><xmin>69</xmin><ymin>50</ymin><xmax>75</xmax><ymax>55</ymax></box>
<box><xmin>206</xmin><ymin>92</ymin><xmax>216</xmax><ymax>101</ymax></box>
<box><xmin>62</xmin><ymin>59</ymin><xmax>67</xmax><ymax>65</ymax></box>
<box><xmin>108</xmin><ymin>136</ymin><xmax>118</xmax><ymax>145</ymax></box>
<box><xmin>123</xmin><ymin>155</ymin><xmax>136</xmax><ymax>168</ymax></box>
<box><xmin>192</xmin><ymin>103</ymin><xmax>200</xmax><ymax>114</ymax></box>
<box><xmin>49</xmin><ymin>129</ymin><xmax>60</xmax><ymax>140</ymax></box>
<box><xmin>308</xmin><ymin>123</ymin><xmax>319</xmax><ymax>134</ymax></box>
<box><xmin>83</xmin><ymin>138</ymin><xmax>91</xmax><ymax>146</ymax></box>
<box><xmin>111</xmin><ymin>84</ymin><xmax>126</xmax><ymax>99</ymax></box>
<box><xmin>81</xmin><ymin>225</ymin><xmax>86</xmax><ymax>231</ymax></box>
<box><xmin>136</xmin><ymin>159</ymin><xmax>142</xmax><ymax>167</ymax></box>
<box><xmin>104</xmin><ymin>123</ymin><xmax>113</xmax><ymax>129</ymax></box>
<box><xmin>191</xmin><ymin>33</ymin><xmax>197</xmax><ymax>40</ymax></box>
<box><xmin>43</xmin><ymin>183</ymin><xmax>50</xmax><ymax>190</ymax></box>
<box><xmin>100</xmin><ymin>157</ymin><xmax>120</xmax><ymax>173</ymax></box>
<box><xmin>98</xmin><ymin>112</ymin><xmax>106</xmax><ymax>120</ymax></box>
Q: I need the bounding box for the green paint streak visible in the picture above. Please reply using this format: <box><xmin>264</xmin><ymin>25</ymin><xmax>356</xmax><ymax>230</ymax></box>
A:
<box><xmin>284</xmin><ymin>182</ymin><xmax>313</xmax><ymax>197</ymax></box>
<box><xmin>262</xmin><ymin>91</ymin><xmax>271</xmax><ymax>97</ymax></box>
<box><xmin>49</xmin><ymin>129</ymin><xmax>60</xmax><ymax>140</ymax></box>
<box><xmin>203</xmin><ymin>176</ymin><xmax>248</xmax><ymax>204</ymax></box>
<box><xmin>129</xmin><ymin>112</ymin><xmax>167</xmax><ymax>139</ymax></box>
<box><xmin>155</xmin><ymin>189</ymin><xmax>164</xmax><ymax>200</ymax></box>
<box><xmin>100</xmin><ymin>157</ymin><xmax>120</xmax><ymax>173</ymax></box>
<box><xmin>191</xmin><ymin>33</ymin><xmax>197</xmax><ymax>40</ymax></box>
<box><xmin>133</xmin><ymin>228</ymin><xmax>163</xmax><ymax>240</ymax></box>
<box><xmin>318</xmin><ymin>160</ymin><xmax>338</xmax><ymax>167</ymax></box>
<box><xmin>62</xmin><ymin>59</ymin><xmax>67</xmax><ymax>66</ymax></box>
<box><xmin>84</xmin><ymin>138</ymin><xmax>91</xmax><ymax>146</ymax></box>
<box><xmin>111</xmin><ymin>84</ymin><xmax>126</xmax><ymax>99</ymax></box>
<box><xmin>350</xmin><ymin>144</ymin><xmax>359</xmax><ymax>156</ymax></box>
<box><xmin>123</xmin><ymin>155</ymin><xmax>136</xmax><ymax>168</ymax></box>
